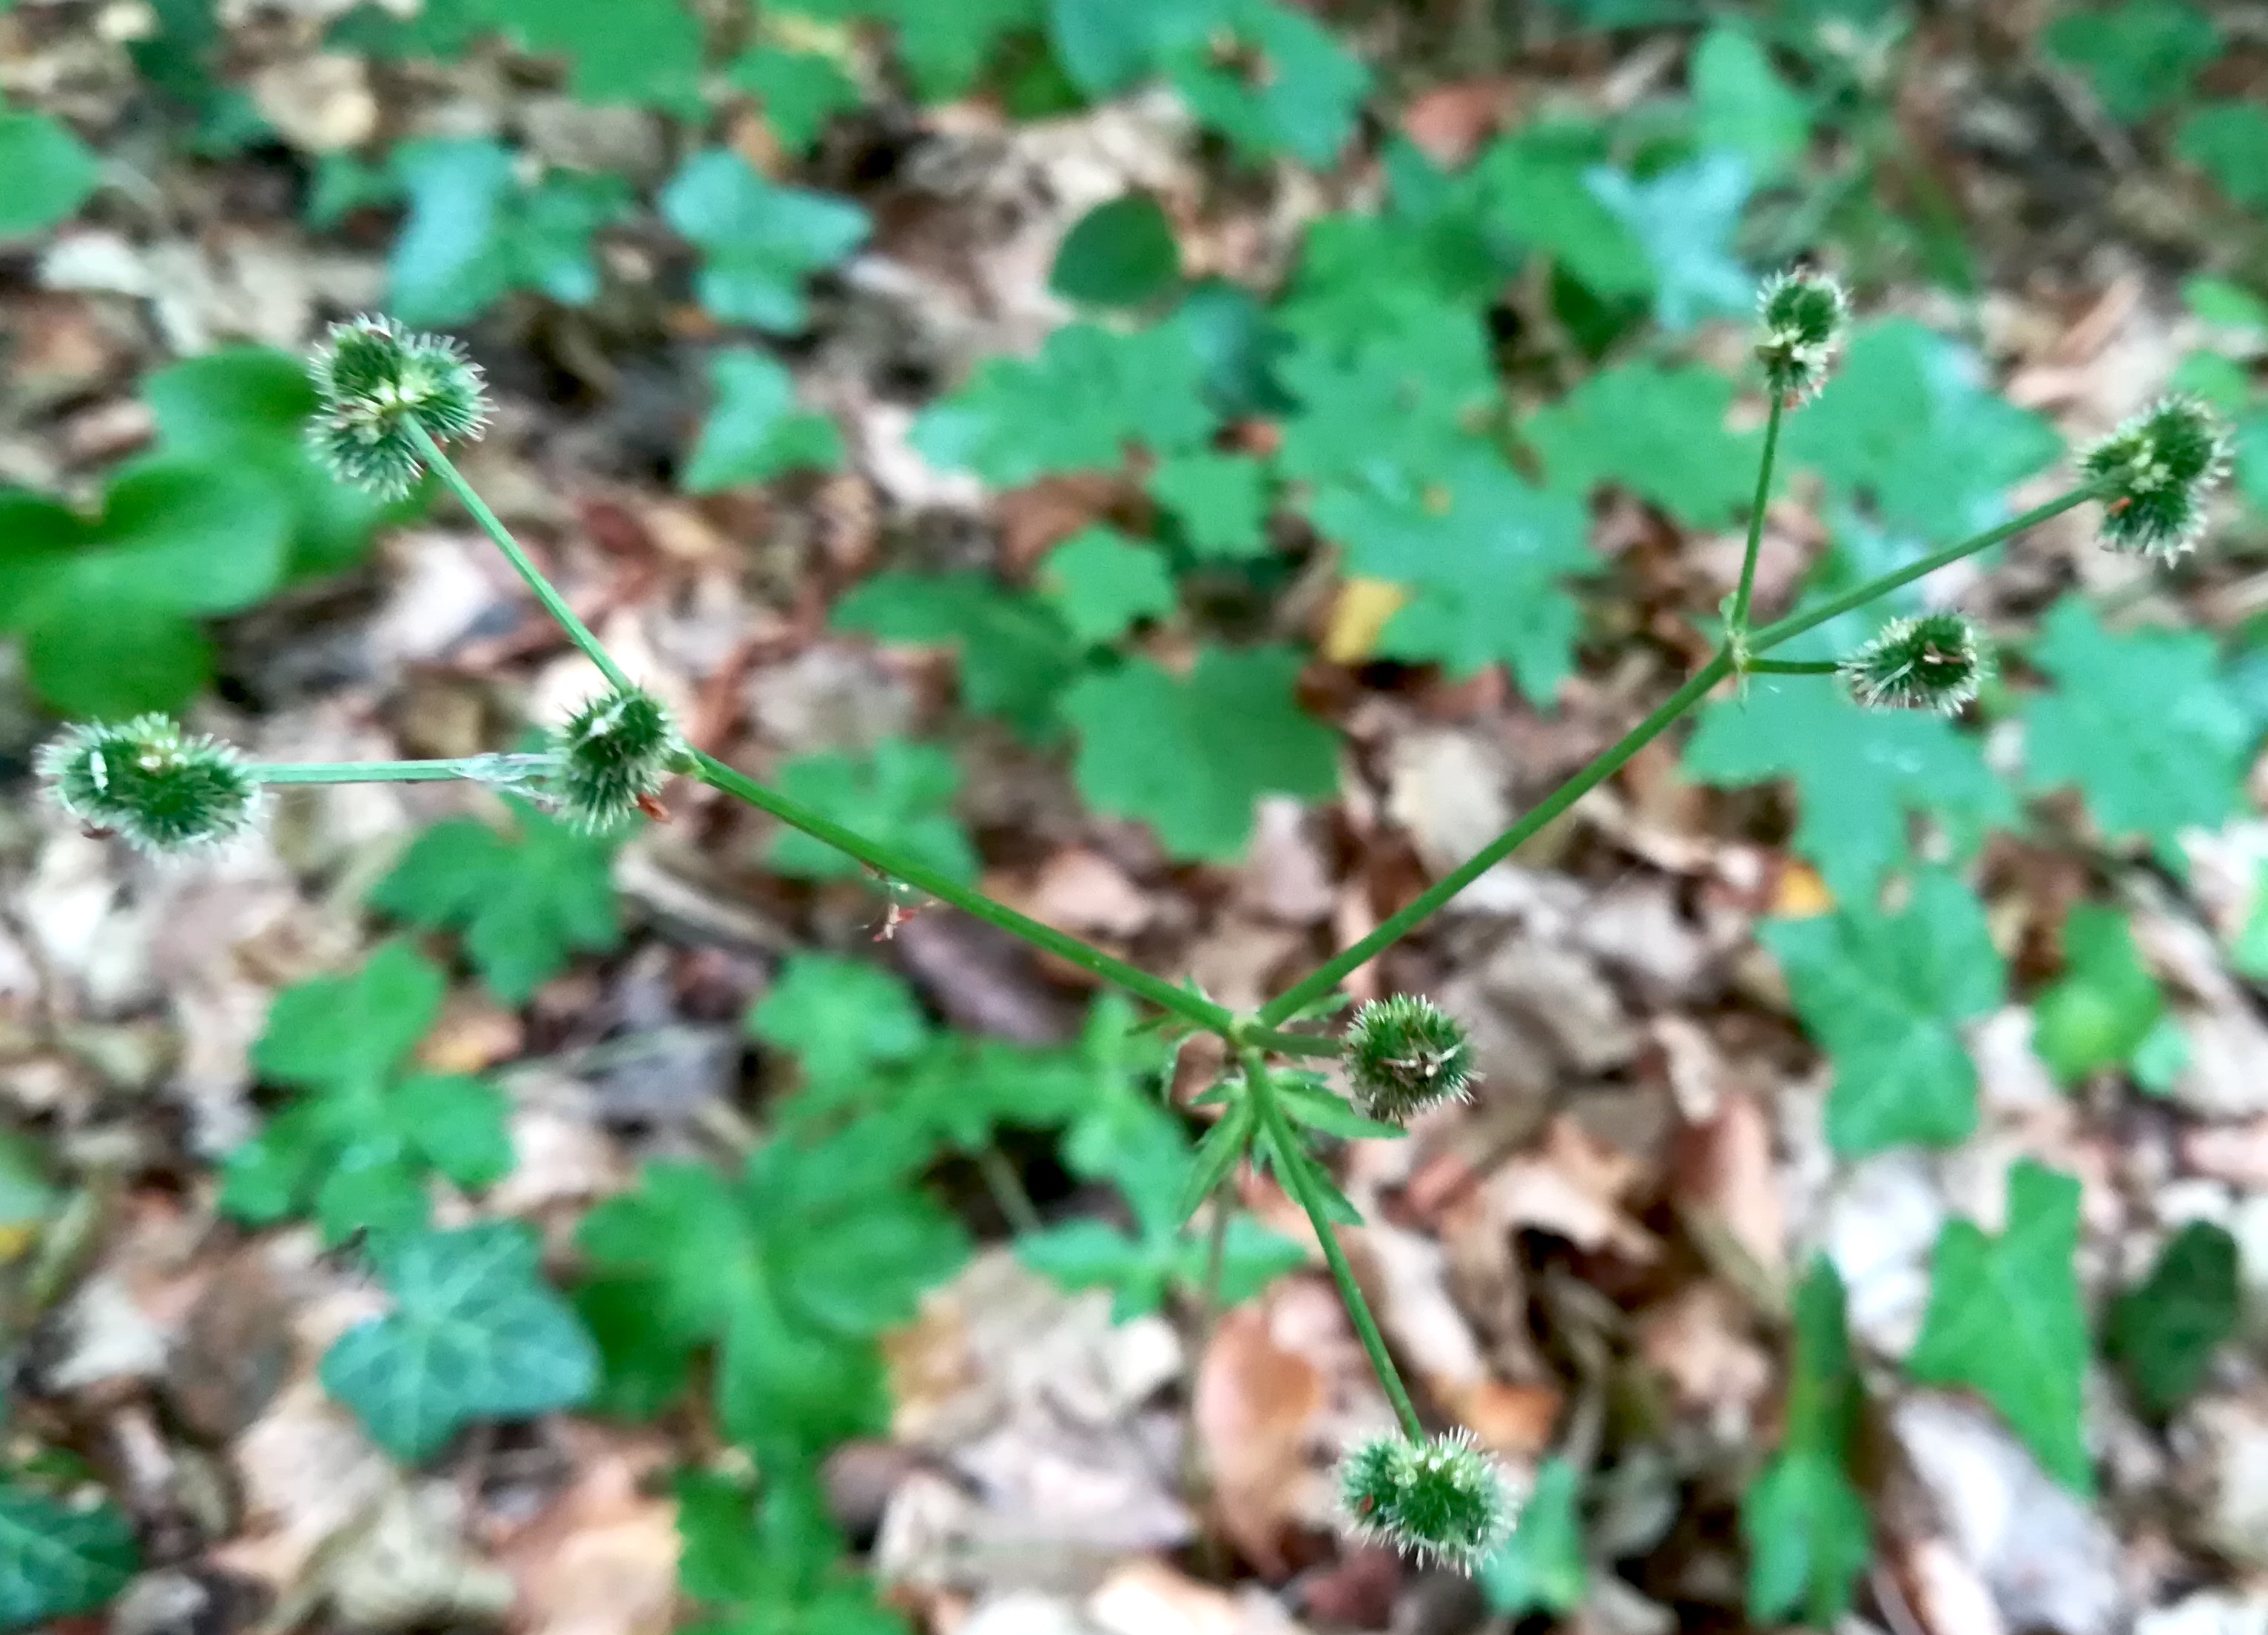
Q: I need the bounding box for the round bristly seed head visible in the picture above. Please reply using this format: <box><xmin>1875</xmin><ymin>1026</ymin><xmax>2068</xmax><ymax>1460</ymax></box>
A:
<box><xmin>36</xmin><ymin>715</ymin><xmax>263</xmax><ymax>855</ymax></box>
<box><xmin>1838</xmin><ymin>612</ymin><xmax>1992</xmax><ymax>714</ymax></box>
<box><xmin>1338</xmin><ymin>1430</ymin><xmax>1521</xmax><ymax>1571</ymax></box>
<box><xmin>1341</xmin><ymin>994</ymin><xmax>1474</xmax><ymax>1123</ymax></box>
<box><xmin>307</xmin><ymin>315</ymin><xmax>490</xmax><ymax>498</ymax></box>
<box><xmin>1754</xmin><ymin>266</ymin><xmax>1849</xmax><ymax>402</ymax></box>
<box><xmin>2078</xmin><ymin>394</ymin><xmax>2231</xmax><ymax>559</ymax></box>
<box><xmin>551</xmin><ymin>686</ymin><xmax>690</xmax><ymax>832</ymax></box>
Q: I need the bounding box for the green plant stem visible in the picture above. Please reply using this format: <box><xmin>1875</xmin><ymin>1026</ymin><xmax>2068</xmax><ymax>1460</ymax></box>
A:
<box><xmin>1246</xmin><ymin>1048</ymin><xmax>1424</xmax><ymax>1442</ymax></box>
<box><xmin>1727</xmin><ymin>391</ymin><xmax>1786</xmax><ymax>641</ymax></box>
<box><xmin>1747</xmin><ymin>658</ymin><xmax>1840</xmax><ymax>676</ymax></box>
<box><xmin>1259</xmin><ymin>650</ymin><xmax>1734</xmax><ymax>1026</ymax></box>
<box><xmin>1750</xmin><ymin>486</ymin><xmax>2099</xmax><ymax>655</ymax></box>
<box><xmin>409</xmin><ymin>421</ymin><xmax>635</xmax><ymax>695</ymax></box>
<box><xmin>252</xmin><ymin>755</ymin><xmax>553</xmax><ymax>785</ymax></box>
<box><xmin>975</xmin><ymin>1145</ymin><xmax>1043</xmax><ymax>1237</ymax></box>
<box><xmin>1244</xmin><ymin>1026</ymin><xmax>1341</xmax><ymax>1060</ymax></box>
<box><xmin>693</xmin><ymin>751</ymin><xmax>1236</xmax><ymax>1035</ymax></box>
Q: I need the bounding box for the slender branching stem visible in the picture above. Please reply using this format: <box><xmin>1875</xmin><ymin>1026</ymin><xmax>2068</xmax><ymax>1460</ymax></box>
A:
<box><xmin>975</xmin><ymin>1145</ymin><xmax>1043</xmax><ymax>1237</ymax></box>
<box><xmin>1241</xmin><ymin>1026</ymin><xmax>1341</xmax><ymax>1060</ymax></box>
<box><xmin>1245</xmin><ymin>1047</ymin><xmax>1424</xmax><ymax>1440</ymax></box>
<box><xmin>693</xmin><ymin>751</ymin><xmax>1236</xmax><ymax>1035</ymax></box>
<box><xmin>251</xmin><ymin>755</ymin><xmax>555</xmax><ymax>785</ymax></box>
<box><xmin>1726</xmin><ymin>392</ymin><xmax>1786</xmax><ymax>643</ymax></box>
<box><xmin>1258</xmin><ymin>649</ymin><xmax>1736</xmax><ymax>1026</ymax></box>
<box><xmin>408</xmin><ymin>420</ymin><xmax>635</xmax><ymax>694</ymax></box>
<box><xmin>1747</xmin><ymin>658</ymin><xmax>1840</xmax><ymax>676</ymax></box>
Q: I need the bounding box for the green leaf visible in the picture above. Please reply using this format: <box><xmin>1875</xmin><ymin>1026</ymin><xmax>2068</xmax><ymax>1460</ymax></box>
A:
<box><xmin>1761</xmin><ymin>871</ymin><xmax>2005</xmax><ymax>1157</ymax></box>
<box><xmin>477</xmin><ymin>0</ymin><xmax>704</xmax><ymax>109</ymax></box>
<box><xmin>1784</xmin><ymin>319</ymin><xmax>2062</xmax><ymax>542</ymax></box>
<box><xmin>1473</xmin><ymin>124</ymin><xmax>1653</xmax><ymax>300</ymax></box>
<box><xmin>388</xmin><ymin>138</ymin><xmax>631</xmax><ymax>324</ymax></box>
<box><xmin>1908</xmin><ymin>1161</ymin><xmax>2091</xmax><ymax>1491</ymax></box>
<box><xmin>2178</xmin><ymin>101</ymin><xmax>2268</xmax><ymax>209</ymax></box>
<box><xmin>1693</xmin><ymin>27</ymin><xmax>1810</xmax><ymax>183</ymax></box>
<box><xmin>913</xmin><ymin>318</ymin><xmax>1217</xmax><ymax>486</ymax></box>
<box><xmin>1275</xmin><ymin>305</ymin><xmax>1497</xmax><ymax>491</ymax></box>
<box><xmin>0</xmin><ymin>1485</ymin><xmax>138</xmax><ymax>1628</ymax></box>
<box><xmin>676</xmin><ymin>1467</ymin><xmax>909</xmax><ymax>1634</ymax></box>
<box><xmin>662</xmin><ymin>150</ymin><xmax>870</xmax><ymax>333</ymax></box>
<box><xmin>1045</xmin><ymin>0</ymin><xmax>1217</xmax><ymax>95</ymax></box>
<box><xmin>683</xmin><ymin>348</ymin><xmax>843</xmax><ymax>492</ymax></box>
<box><xmin>1586</xmin><ymin>152</ymin><xmax>1755</xmax><ymax>332</ymax></box>
<box><xmin>2045</xmin><ymin>0</ymin><xmax>2219</xmax><ymax>122</ymax></box>
<box><xmin>223</xmin><ymin>942</ymin><xmax>515</xmax><ymax>1243</ymax></box>
<box><xmin>1147</xmin><ymin>451</ymin><xmax>1272</xmax><ymax>560</ymax></box>
<box><xmin>884</xmin><ymin>0</ymin><xmax>1042</xmax><ymax>100</ymax></box>
<box><xmin>369</xmin><ymin>808</ymin><xmax>622</xmax><ymax>1005</ymax></box>
<box><xmin>1161</xmin><ymin>0</ymin><xmax>1368</xmax><ymax>167</ymax></box>
<box><xmin>1038</xmin><ymin>526</ymin><xmax>1177</xmax><ymax>645</ymax></box>
<box><xmin>143</xmin><ymin>346</ymin><xmax>400</xmax><ymax>580</ymax></box>
<box><xmin>1019</xmin><ymin>1211</ymin><xmax>1302</xmax><ymax>1320</ymax></box>
<box><xmin>832</xmin><ymin>571</ymin><xmax>1081</xmax><ymax>742</ymax></box>
<box><xmin>728</xmin><ymin>46</ymin><xmax>863</xmax><ymax>155</ymax></box>
<box><xmin>769</xmin><ymin>738</ymin><xmax>977</xmax><ymax>885</ymax></box>
<box><xmin>1527</xmin><ymin>360</ymin><xmax>1760</xmax><ymax>528</ymax></box>
<box><xmin>748</xmin><ymin>953</ymin><xmax>932</xmax><ymax>1087</ymax></box>
<box><xmin>1683</xmin><ymin>676</ymin><xmax>2015</xmax><ymax>899</ymax></box>
<box><xmin>2022</xmin><ymin>600</ymin><xmax>2252</xmax><ymax>867</ymax></box>
<box><xmin>1743</xmin><ymin>1259</ymin><xmax>1869</xmax><ymax>1625</ymax></box>
<box><xmin>1175</xmin><ymin>1101</ymin><xmax>1255</xmax><ymax>1224</ymax></box>
<box><xmin>2108</xmin><ymin>1221</ymin><xmax>2238</xmax><ymax>1417</ymax></box>
<box><xmin>1051</xmin><ymin>195</ymin><xmax>1182</xmax><ymax>308</ymax></box>
<box><xmin>578</xmin><ymin>1135</ymin><xmax>967</xmax><ymax>1460</ymax></box>
<box><xmin>2032</xmin><ymin>904</ymin><xmax>2164</xmax><ymax>1085</ymax></box>
<box><xmin>320</xmin><ymin>1223</ymin><xmax>596</xmax><ymax>1462</ymax></box>
<box><xmin>1478</xmin><ymin>1458</ymin><xmax>1585</xmax><ymax>1616</ymax></box>
<box><xmin>1065</xmin><ymin>646</ymin><xmax>1337</xmax><ymax>861</ymax></box>
<box><xmin>0</xmin><ymin>108</ymin><xmax>97</xmax><ymax>236</ymax></box>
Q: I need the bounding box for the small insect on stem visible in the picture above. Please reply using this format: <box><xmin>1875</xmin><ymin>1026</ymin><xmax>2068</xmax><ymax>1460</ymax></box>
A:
<box><xmin>633</xmin><ymin>792</ymin><xmax>672</xmax><ymax>823</ymax></box>
<box><xmin>866</xmin><ymin>870</ymin><xmax>934</xmax><ymax>941</ymax></box>
<box><xmin>2107</xmin><ymin>495</ymin><xmax>2134</xmax><ymax>516</ymax></box>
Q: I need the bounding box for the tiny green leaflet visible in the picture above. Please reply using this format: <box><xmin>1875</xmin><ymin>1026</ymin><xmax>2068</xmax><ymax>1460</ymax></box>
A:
<box><xmin>1762</xmin><ymin>870</ymin><xmax>2006</xmax><ymax>1156</ymax></box>
<box><xmin>2042</xmin><ymin>0</ymin><xmax>2219</xmax><ymax>122</ymax></box>
<box><xmin>661</xmin><ymin>150</ymin><xmax>870</xmax><ymax>333</ymax></box>
<box><xmin>369</xmin><ymin>805</ymin><xmax>623</xmax><ymax>1005</ymax></box>
<box><xmin>1742</xmin><ymin>1259</ymin><xmax>1870</xmax><ymax>1626</ymax></box>
<box><xmin>768</xmin><ymin>738</ymin><xmax>977</xmax><ymax>886</ymax></box>
<box><xmin>0</xmin><ymin>107</ymin><xmax>98</xmax><ymax>238</ymax></box>
<box><xmin>1908</xmin><ymin>1161</ymin><xmax>2091</xmax><ymax>1491</ymax></box>
<box><xmin>747</xmin><ymin>953</ymin><xmax>933</xmax><ymax>1089</ymax></box>
<box><xmin>2108</xmin><ymin>1220</ymin><xmax>2239</xmax><ymax>1417</ymax></box>
<box><xmin>0</xmin><ymin>1485</ymin><xmax>138</xmax><ymax>1631</ymax></box>
<box><xmin>682</xmin><ymin>349</ymin><xmax>844</xmax><ymax>492</ymax></box>
<box><xmin>1051</xmin><ymin>195</ymin><xmax>1182</xmax><ymax>309</ymax></box>
<box><xmin>1526</xmin><ymin>360</ymin><xmax>1760</xmax><ymax>529</ymax></box>
<box><xmin>388</xmin><ymin>138</ymin><xmax>631</xmax><ymax>325</ymax></box>
<box><xmin>320</xmin><ymin>1222</ymin><xmax>598</xmax><ymax>1462</ymax></box>
<box><xmin>1147</xmin><ymin>451</ymin><xmax>1273</xmax><ymax>560</ymax></box>
<box><xmin>832</xmin><ymin>570</ymin><xmax>1082</xmax><ymax>742</ymax></box>
<box><xmin>1039</xmin><ymin>526</ymin><xmax>1178</xmax><ymax>645</ymax></box>
<box><xmin>1585</xmin><ymin>152</ymin><xmax>1755</xmax><ymax>333</ymax></box>
<box><xmin>2031</xmin><ymin>904</ymin><xmax>2164</xmax><ymax>1086</ymax></box>
<box><xmin>1478</xmin><ymin>1457</ymin><xmax>1586</xmax><ymax>1616</ymax></box>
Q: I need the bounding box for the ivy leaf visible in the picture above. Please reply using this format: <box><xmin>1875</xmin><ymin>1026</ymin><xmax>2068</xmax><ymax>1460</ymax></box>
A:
<box><xmin>1784</xmin><ymin>319</ymin><xmax>2062</xmax><ymax>542</ymax></box>
<box><xmin>1051</xmin><ymin>195</ymin><xmax>1182</xmax><ymax>309</ymax></box>
<box><xmin>388</xmin><ymin>138</ymin><xmax>631</xmax><ymax>324</ymax></box>
<box><xmin>2108</xmin><ymin>1221</ymin><xmax>2239</xmax><ymax>1417</ymax></box>
<box><xmin>1762</xmin><ymin>871</ymin><xmax>2005</xmax><ymax>1157</ymax></box>
<box><xmin>2032</xmin><ymin>904</ymin><xmax>2164</xmax><ymax>1085</ymax></box>
<box><xmin>1039</xmin><ymin>526</ymin><xmax>1177</xmax><ymax>645</ymax></box>
<box><xmin>1692</xmin><ymin>27</ymin><xmax>1810</xmax><ymax>183</ymax></box>
<box><xmin>912</xmin><ymin>318</ymin><xmax>1217</xmax><ymax>486</ymax></box>
<box><xmin>2022</xmin><ymin>600</ymin><xmax>2252</xmax><ymax>867</ymax></box>
<box><xmin>1908</xmin><ymin>1161</ymin><xmax>2091</xmax><ymax>1491</ymax></box>
<box><xmin>1477</xmin><ymin>1457</ymin><xmax>1586</xmax><ymax>1616</ymax></box>
<box><xmin>769</xmin><ymin>738</ymin><xmax>977</xmax><ymax>886</ymax></box>
<box><xmin>682</xmin><ymin>348</ymin><xmax>842</xmax><ymax>492</ymax></box>
<box><xmin>1148</xmin><ymin>451</ymin><xmax>1272</xmax><ymax>560</ymax></box>
<box><xmin>142</xmin><ymin>346</ymin><xmax>402</xmax><ymax>580</ymax></box>
<box><xmin>832</xmin><ymin>571</ymin><xmax>1081</xmax><ymax>742</ymax></box>
<box><xmin>1065</xmin><ymin>646</ymin><xmax>1338</xmax><ymax>861</ymax></box>
<box><xmin>1160</xmin><ymin>0</ymin><xmax>1368</xmax><ymax>167</ymax></box>
<box><xmin>0</xmin><ymin>1485</ymin><xmax>138</xmax><ymax>1628</ymax></box>
<box><xmin>577</xmin><ymin>1135</ymin><xmax>968</xmax><ymax>1460</ymax></box>
<box><xmin>1586</xmin><ymin>152</ymin><xmax>1755</xmax><ymax>332</ymax></box>
<box><xmin>748</xmin><ymin>953</ymin><xmax>932</xmax><ymax>1087</ymax></box>
<box><xmin>1743</xmin><ymin>1259</ymin><xmax>1869</xmax><ymax>1627</ymax></box>
<box><xmin>1527</xmin><ymin>360</ymin><xmax>1760</xmax><ymax>528</ymax></box>
<box><xmin>727</xmin><ymin>45</ymin><xmax>861</xmax><ymax>155</ymax></box>
<box><xmin>222</xmin><ymin>941</ymin><xmax>514</xmax><ymax>1243</ymax></box>
<box><xmin>2178</xmin><ymin>102</ymin><xmax>2268</xmax><ymax>208</ymax></box>
<box><xmin>662</xmin><ymin>150</ymin><xmax>870</xmax><ymax>333</ymax></box>
<box><xmin>0</xmin><ymin>108</ymin><xmax>98</xmax><ymax>236</ymax></box>
<box><xmin>1683</xmin><ymin>677</ymin><xmax>2015</xmax><ymax>899</ymax></box>
<box><xmin>320</xmin><ymin>1223</ymin><xmax>596</xmax><ymax>1462</ymax></box>
<box><xmin>2045</xmin><ymin>0</ymin><xmax>2219</xmax><ymax>121</ymax></box>
<box><xmin>369</xmin><ymin>807</ymin><xmax>622</xmax><ymax>1005</ymax></box>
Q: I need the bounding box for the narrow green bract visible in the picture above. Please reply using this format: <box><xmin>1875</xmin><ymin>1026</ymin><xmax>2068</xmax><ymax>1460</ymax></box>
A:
<box><xmin>307</xmin><ymin>315</ymin><xmax>490</xmax><ymax>497</ymax></box>
<box><xmin>1340</xmin><ymin>994</ymin><xmax>1474</xmax><ymax>1123</ymax></box>
<box><xmin>37</xmin><ymin>714</ymin><xmax>262</xmax><ymax>854</ymax></box>
<box><xmin>2079</xmin><ymin>394</ymin><xmax>2231</xmax><ymax>557</ymax></box>
<box><xmin>1338</xmin><ymin>1429</ymin><xmax>1520</xmax><ymax>1569</ymax></box>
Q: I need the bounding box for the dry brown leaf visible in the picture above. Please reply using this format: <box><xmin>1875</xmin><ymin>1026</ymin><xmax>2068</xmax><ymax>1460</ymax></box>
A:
<box><xmin>1671</xmin><ymin>1087</ymin><xmax>1787</xmax><ymax>1302</ymax></box>
<box><xmin>1194</xmin><ymin>1303</ymin><xmax>1327</xmax><ymax>1577</ymax></box>
<box><xmin>1482</xmin><ymin>1115</ymin><xmax>1660</xmax><ymax>1263</ymax></box>
<box><xmin>495</xmin><ymin>1429</ymin><xmax>681</xmax><ymax>1635</ymax></box>
<box><xmin>1635</xmin><ymin>1283</ymin><xmax>1770</xmax><ymax>1427</ymax></box>
<box><xmin>1088</xmin><ymin>1557</ymin><xmax>1307</xmax><ymax>1635</ymax></box>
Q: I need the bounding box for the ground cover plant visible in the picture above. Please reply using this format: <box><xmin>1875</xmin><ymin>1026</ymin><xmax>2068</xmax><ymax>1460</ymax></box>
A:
<box><xmin>7</xmin><ymin>3</ymin><xmax>2268</xmax><ymax>1634</ymax></box>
